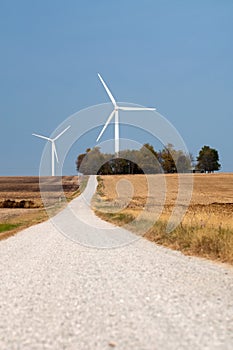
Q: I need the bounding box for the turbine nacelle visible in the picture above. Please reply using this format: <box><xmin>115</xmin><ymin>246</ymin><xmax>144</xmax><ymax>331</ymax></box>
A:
<box><xmin>96</xmin><ymin>73</ymin><xmax>156</xmax><ymax>156</ymax></box>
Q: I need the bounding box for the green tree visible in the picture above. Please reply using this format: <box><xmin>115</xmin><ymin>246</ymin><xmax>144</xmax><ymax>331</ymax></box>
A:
<box><xmin>196</xmin><ymin>145</ymin><xmax>221</xmax><ymax>173</ymax></box>
<box><xmin>76</xmin><ymin>153</ymin><xmax>86</xmax><ymax>172</ymax></box>
<box><xmin>160</xmin><ymin>144</ymin><xmax>177</xmax><ymax>173</ymax></box>
<box><xmin>76</xmin><ymin>147</ymin><xmax>105</xmax><ymax>174</ymax></box>
<box><xmin>138</xmin><ymin>144</ymin><xmax>161</xmax><ymax>173</ymax></box>
<box><xmin>143</xmin><ymin>143</ymin><xmax>157</xmax><ymax>156</ymax></box>
<box><xmin>176</xmin><ymin>151</ymin><xmax>192</xmax><ymax>173</ymax></box>
<box><xmin>76</xmin><ymin>148</ymin><xmax>92</xmax><ymax>173</ymax></box>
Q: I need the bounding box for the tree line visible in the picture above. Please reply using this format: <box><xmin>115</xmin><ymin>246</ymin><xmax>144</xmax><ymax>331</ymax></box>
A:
<box><xmin>76</xmin><ymin>144</ymin><xmax>220</xmax><ymax>175</ymax></box>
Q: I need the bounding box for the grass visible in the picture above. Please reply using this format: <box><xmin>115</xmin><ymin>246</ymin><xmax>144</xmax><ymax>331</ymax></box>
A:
<box><xmin>95</xmin><ymin>210</ymin><xmax>135</xmax><ymax>226</ymax></box>
<box><xmin>0</xmin><ymin>208</ymin><xmax>49</xmax><ymax>241</ymax></box>
<box><xmin>0</xmin><ymin>223</ymin><xmax>21</xmax><ymax>233</ymax></box>
<box><xmin>145</xmin><ymin>221</ymin><xmax>233</xmax><ymax>264</ymax></box>
<box><xmin>93</xmin><ymin>174</ymin><xmax>233</xmax><ymax>265</ymax></box>
<box><xmin>78</xmin><ymin>175</ymin><xmax>89</xmax><ymax>194</ymax></box>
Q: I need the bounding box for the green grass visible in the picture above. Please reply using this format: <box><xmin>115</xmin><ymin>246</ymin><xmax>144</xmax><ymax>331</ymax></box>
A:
<box><xmin>0</xmin><ymin>223</ymin><xmax>21</xmax><ymax>233</ymax></box>
<box><xmin>95</xmin><ymin>210</ymin><xmax>135</xmax><ymax>226</ymax></box>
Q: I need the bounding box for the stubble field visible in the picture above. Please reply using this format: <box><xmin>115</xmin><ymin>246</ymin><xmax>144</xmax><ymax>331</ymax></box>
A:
<box><xmin>0</xmin><ymin>176</ymin><xmax>80</xmax><ymax>240</ymax></box>
<box><xmin>93</xmin><ymin>173</ymin><xmax>233</xmax><ymax>264</ymax></box>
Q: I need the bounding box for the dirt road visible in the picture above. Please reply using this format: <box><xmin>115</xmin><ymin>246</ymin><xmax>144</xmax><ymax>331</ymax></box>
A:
<box><xmin>0</xmin><ymin>176</ymin><xmax>233</xmax><ymax>349</ymax></box>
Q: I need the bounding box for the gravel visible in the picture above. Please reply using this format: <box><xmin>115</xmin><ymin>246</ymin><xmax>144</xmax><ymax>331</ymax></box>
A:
<box><xmin>0</xmin><ymin>176</ymin><xmax>233</xmax><ymax>350</ymax></box>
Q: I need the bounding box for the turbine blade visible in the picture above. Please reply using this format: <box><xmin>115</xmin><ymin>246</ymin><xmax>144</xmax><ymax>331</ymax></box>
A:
<box><xmin>98</xmin><ymin>73</ymin><xmax>117</xmax><ymax>107</ymax></box>
<box><xmin>54</xmin><ymin>125</ymin><xmax>71</xmax><ymax>141</ymax></box>
<box><xmin>32</xmin><ymin>133</ymin><xmax>51</xmax><ymax>141</ymax></box>
<box><xmin>119</xmin><ymin>107</ymin><xmax>156</xmax><ymax>111</ymax></box>
<box><xmin>53</xmin><ymin>143</ymin><xmax>59</xmax><ymax>163</ymax></box>
<box><xmin>96</xmin><ymin>110</ymin><xmax>115</xmax><ymax>142</ymax></box>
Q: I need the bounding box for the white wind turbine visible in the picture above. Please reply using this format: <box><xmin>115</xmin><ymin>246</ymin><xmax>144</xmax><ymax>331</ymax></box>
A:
<box><xmin>96</xmin><ymin>73</ymin><xmax>156</xmax><ymax>156</ymax></box>
<box><xmin>32</xmin><ymin>126</ymin><xmax>71</xmax><ymax>176</ymax></box>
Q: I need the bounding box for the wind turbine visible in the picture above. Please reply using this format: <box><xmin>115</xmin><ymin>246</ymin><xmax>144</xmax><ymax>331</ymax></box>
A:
<box><xmin>96</xmin><ymin>73</ymin><xmax>156</xmax><ymax>157</ymax></box>
<box><xmin>32</xmin><ymin>125</ymin><xmax>71</xmax><ymax>176</ymax></box>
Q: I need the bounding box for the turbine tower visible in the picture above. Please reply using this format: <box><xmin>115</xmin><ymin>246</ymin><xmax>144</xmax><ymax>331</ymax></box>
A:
<box><xmin>96</xmin><ymin>73</ymin><xmax>156</xmax><ymax>157</ymax></box>
<box><xmin>32</xmin><ymin>125</ymin><xmax>70</xmax><ymax>176</ymax></box>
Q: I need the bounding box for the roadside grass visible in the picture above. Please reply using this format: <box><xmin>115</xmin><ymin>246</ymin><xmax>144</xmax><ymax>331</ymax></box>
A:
<box><xmin>0</xmin><ymin>209</ymin><xmax>49</xmax><ymax>241</ymax></box>
<box><xmin>0</xmin><ymin>175</ymin><xmax>89</xmax><ymax>241</ymax></box>
<box><xmin>0</xmin><ymin>223</ymin><xmax>21</xmax><ymax>233</ymax></box>
<box><xmin>145</xmin><ymin>220</ymin><xmax>233</xmax><ymax>264</ymax></box>
<box><xmin>95</xmin><ymin>210</ymin><xmax>135</xmax><ymax>226</ymax></box>
<box><xmin>78</xmin><ymin>175</ymin><xmax>89</xmax><ymax>195</ymax></box>
<box><xmin>93</xmin><ymin>174</ymin><xmax>233</xmax><ymax>265</ymax></box>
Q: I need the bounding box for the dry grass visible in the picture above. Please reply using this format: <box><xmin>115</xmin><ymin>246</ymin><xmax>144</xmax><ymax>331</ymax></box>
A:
<box><xmin>93</xmin><ymin>174</ymin><xmax>233</xmax><ymax>264</ymax></box>
<box><xmin>0</xmin><ymin>176</ymin><xmax>83</xmax><ymax>240</ymax></box>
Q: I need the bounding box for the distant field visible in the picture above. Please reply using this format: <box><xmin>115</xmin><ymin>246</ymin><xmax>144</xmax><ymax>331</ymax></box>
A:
<box><xmin>0</xmin><ymin>176</ymin><xmax>79</xmax><ymax>205</ymax></box>
<box><xmin>0</xmin><ymin>176</ymin><xmax>80</xmax><ymax>239</ymax></box>
<box><xmin>98</xmin><ymin>173</ymin><xmax>233</xmax><ymax>205</ymax></box>
<box><xmin>93</xmin><ymin>173</ymin><xmax>233</xmax><ymax>264</ymax></box>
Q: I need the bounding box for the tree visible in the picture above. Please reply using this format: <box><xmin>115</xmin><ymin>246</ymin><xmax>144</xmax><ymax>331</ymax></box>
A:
<box><xmin>143</xmin><ymin>143</ymin><xmax>157</xmax><ymax>157</ymax></box>
<box><xmin>138</xmin><ymin>144</ymin><xmax>161</xmax><ymax>174</ymax></box>
<box><xmin>176</xmin><ymin>151</ymin><xmax>192</xmax><ymax>173</ymax></box>
<box><xmin>76</xmin><ymin>153</ymin><xmax>86</xmax><ymax>172</ymax></box>
<box><xmin>160</xmin><ymin>144</ymin><xmax>177</xmax><ymax>173</ymax></box>
<box><xmin>76</xmin><ymin>147</ymin><xmax>105</xmax><ymax>174</ymax></box>
<box><xmin>196</xmin><ymin>145</ymin><xmax>221</xmax><ymax>173</ymax></box>
<box><xmin>76</xmin><ymin>148</ymin><xmax>92</xmax><ymax>173</ymax></box>
<box><xmin>76</xmin><ymin>144</ymin><xmax>216</xmax><ymax>175</ymax></box>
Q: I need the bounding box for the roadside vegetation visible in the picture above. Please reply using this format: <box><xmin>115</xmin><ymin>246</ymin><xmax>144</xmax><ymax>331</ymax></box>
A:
<box><xmin>145</xmin><ymin>217</ymin><xmax>233</xmax><ymax>264</ymax></box>
<box><xmin>0</xmin><ymin>223</ymin><xmax>21</xmax><ymax>233</ymax></box>
<box><xmin>93</xmin><ymin>174</ymin><xmax>233</xmax><ymax>264</ymax></box>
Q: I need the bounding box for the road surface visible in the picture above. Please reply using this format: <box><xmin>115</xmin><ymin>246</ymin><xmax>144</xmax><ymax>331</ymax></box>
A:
<box><xmin>0</xmin><ymin>176</ymin><xmax>233</xmax><ymax>349</ymax></box>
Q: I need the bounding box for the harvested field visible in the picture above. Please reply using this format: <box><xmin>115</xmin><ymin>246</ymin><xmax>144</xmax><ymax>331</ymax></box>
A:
<box><xmin>93</xmin><ymin>173</ymin><xmax>233</xmax><ymax>264</ymax></box>
<box><xmin>0</xmin><ymin>176</ymin><xmax>79</xmax><ymax>207</ymax></box>
<box><xmin>98</xmin><ymin>173</ymin><xmax>233</xmax><ymax>206</ymax></box>
<box><xmin>0</xmin><ymin>176</ymin><xmax>81</xmax><ymax>239</ymax></box>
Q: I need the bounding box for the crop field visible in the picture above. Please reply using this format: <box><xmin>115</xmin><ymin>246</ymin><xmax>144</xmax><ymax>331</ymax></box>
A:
<box><xmin>0</xmin><ymin>176</ymin><xmax>80</xmax><ymax>239</ymax></box>
<box><xmin>93</xmin><ymin>173</ymin><xmax>233</xmax><ymax>264</ymax></box>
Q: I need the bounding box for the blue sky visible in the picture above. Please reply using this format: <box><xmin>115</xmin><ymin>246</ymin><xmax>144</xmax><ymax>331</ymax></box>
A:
<box><xmin>0</xmin><ymin>0</ymin><xmax>233</xmax><ymax>175</ymax></box>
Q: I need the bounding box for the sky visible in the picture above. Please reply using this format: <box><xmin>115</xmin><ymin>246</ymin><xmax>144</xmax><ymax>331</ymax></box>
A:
<box><xmin>0</xmin><ymin>0</ymin><xmax>233</xmax><ymax>175</ymax></box>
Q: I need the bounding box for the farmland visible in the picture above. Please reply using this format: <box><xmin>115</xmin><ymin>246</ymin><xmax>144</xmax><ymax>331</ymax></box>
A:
<box><xmin>0</xmin><ymin>176</ymin><xmax>80</xmax><ymax>240</ymax></box>
<box><xmin>1</xmin><ymin>173</ymin><xmax>233</xmax><ymax>263</ymax></box>
<box><xmin>93</xmin><ymin>173</ymin><xmax>233</xmax><ymax>264</ymax></box>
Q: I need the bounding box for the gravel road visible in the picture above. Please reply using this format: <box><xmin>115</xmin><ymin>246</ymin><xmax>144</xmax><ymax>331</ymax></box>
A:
<box><xmin>0</xmin><ymin>176</ymin><xmax>233</xmax><ymax>350</ymax></box>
